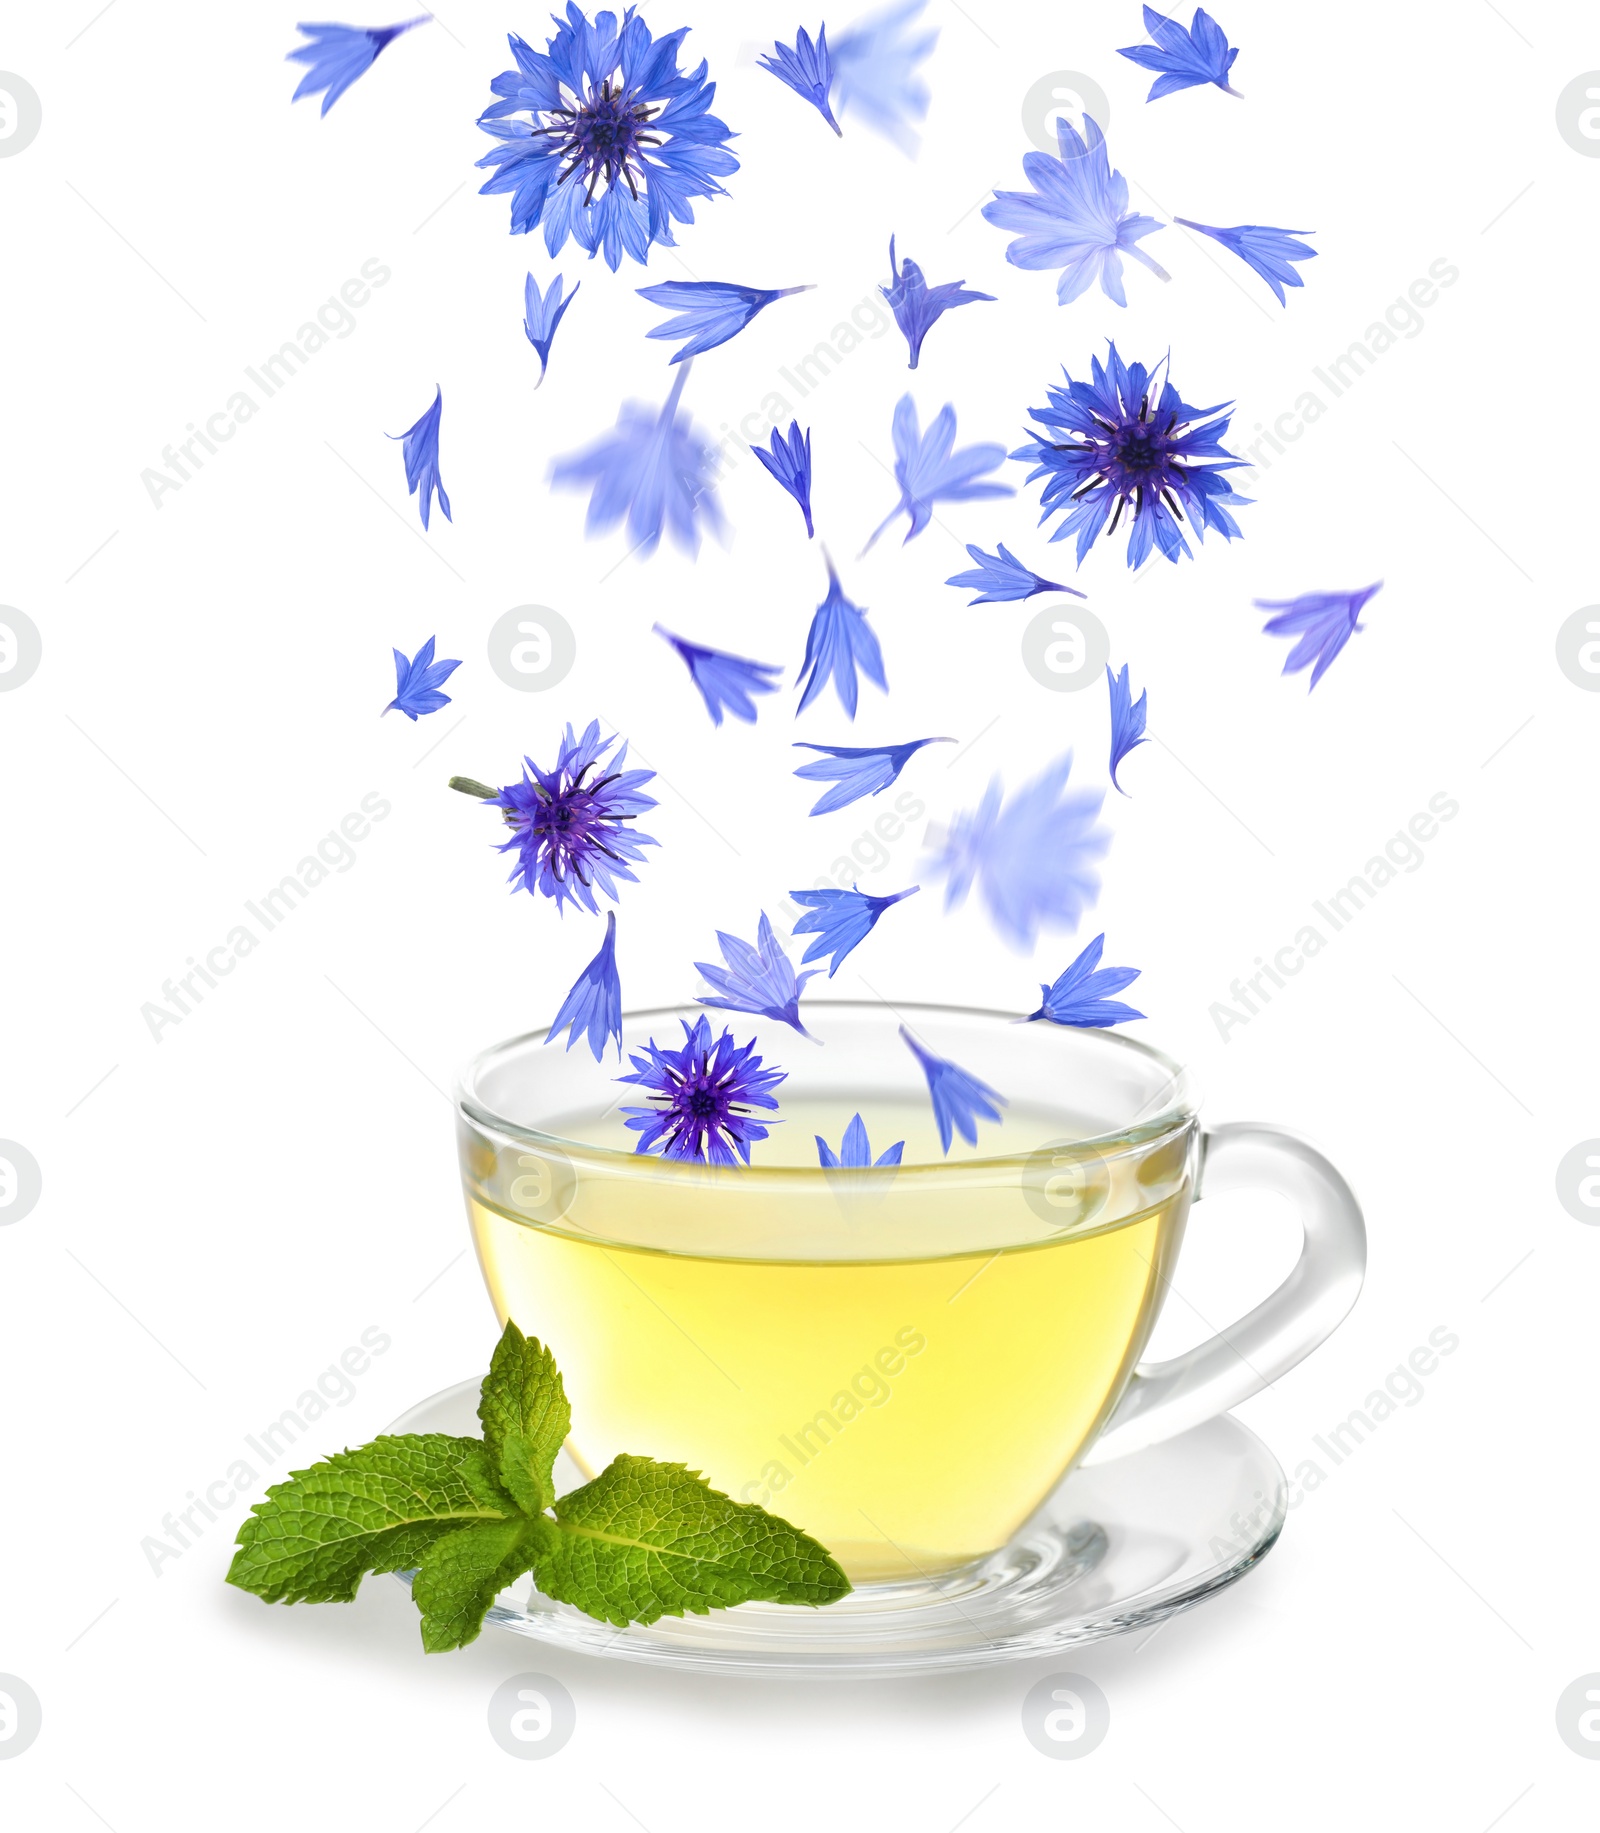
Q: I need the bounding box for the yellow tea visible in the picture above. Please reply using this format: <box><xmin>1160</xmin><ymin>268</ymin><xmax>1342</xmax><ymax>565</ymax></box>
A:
<box><xmin>467</xmin><ymin>1097</ymin><xmax>1190</xmax><ymax>1581</ymax></box>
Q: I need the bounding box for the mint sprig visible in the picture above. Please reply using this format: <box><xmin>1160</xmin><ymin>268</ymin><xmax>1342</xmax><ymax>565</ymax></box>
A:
<box><xmin>226</xmin><ymin>1322</ymin><xmax>851</xmax><ymax>1650</ymax></box>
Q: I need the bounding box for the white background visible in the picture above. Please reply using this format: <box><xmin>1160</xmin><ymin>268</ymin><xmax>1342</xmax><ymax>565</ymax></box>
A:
<box><xmin>3</xmin><ymin>0</ymin><xmax>1597</xmax><ymax>1823</ymax></box>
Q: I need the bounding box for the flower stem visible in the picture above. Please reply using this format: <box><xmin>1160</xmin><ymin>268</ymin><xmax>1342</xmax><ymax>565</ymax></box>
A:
<box><xmin>448</xmin><ymin>776</ymin><xmax>498</xmax><ymax>799</ymax></box>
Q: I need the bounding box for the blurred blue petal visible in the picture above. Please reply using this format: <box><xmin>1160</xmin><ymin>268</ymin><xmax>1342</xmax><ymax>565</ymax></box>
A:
<box><xmin>523</xmin><ymin>272</ymin><xmax>580</xmax><ymax>383</ymax></box>
<box><xmin>1255</xmin><ymin>582</ymin><xmax>1381</xmax><ymax>688</ymax></box>
<box><xmin>864</xmin><ymin>395</ymin><xmax>1012</xmax><ymax>550</ymax></box>
<box><xmin>882</xmin><ymin>236</ymin><xmax>993</xmax><ymax>369</ymax></box>
<box><xmin>1174</xmin><ymin>218</ymin><xmax>1316</xmax><ymax>305</ymax></box>
<box><xmin>830</xmin><ymin>0</ymin><xmax>937</xmax><ymax>154</ymax></box>
<box><xmin>288</xmin><ymin>16</ymin><xmax>427</xmax><ymax>115</ymax></box>
<box><xmin>639</xmin><ymin>280</ymin><xmax>812</xmax><ymax>363</ymax></box>
<box><xmin>547</xmin><ymin>911</ymin><xmax>623</xmax><ymax>1060</ymax></box>
<box><xmin>1014</xmin><ymin>342</ymin><xmax>1249</xmax><ymax>568</ymax></box>
<box><xmin>696</xmin><ymin>912</ymin><xmax>817</xmax><ymax>1034</ymax></box>
<box><xmin>758</xmin><ymin>24</ymin><xmax>841</xmax><ymax>133</ymax></box>
<box><xmin>752</xmin><ymin>420</ymin><xmax>815</xmax><ymax>537</ymax></box>
<box><xmin>1028</xmin><ymin>933</ymin><xmax>1144</xmax><ymax>1027</ymax></box>
<box><xmin>899</xmin><ymin>1025</ymin><xmax>1006</xmax><ymax>1154</ymax></box>
<box><xmin>925</xmin><ymin>751</ymin><xmax>1109</xmax><ymax>951</ymax></box>
<box><xmin>384</xmin><ymin>634</ymin><xmax>462</xmax><ymax>720</ymax></box>
<box><xmin>1106</xmin><ymin>663</ymin><xmax>1148</xmax><ymax>794</ymax></box>
<box><xmin>796</xmin><ymin>555</ymin><xmax>888</xmax><ymax>717</ymax></box>
<box><xmin>982</xmin><ymin>115</ymin><xmax>1168</xmax><ymax>308</ymax></box>
<box><xmin>791</xmin><ymin>884</ymin><xmax>917</xmax><ymax>974</ymax></box>
<box><xmin>945</xmin><ymin>542</ymin><xmax>1081</xmax><ymax>605</ymax></box>
<box><xmin>1117</xmin><ymin>6</ymin><xmax>1241</xmax><ymax>100</ymax></box>
<box><xmin>388</xmin><ymin>385</ymin><xmax>451</xmax><ymax>530</ymax></box>
<box><xmin>550</xmin><ymin>361</ymin><xmax>728</xmax><ymax>559</ymax></box>
<box><xmin>817</xmin><ymin>1113</ymin><xmax>904</xmax><ymax>1167</ymax></box>
<box><xmin>655</xmin><ymin>623</ymin><xmax>781</xmax><ymax>726</ymax></box>
<box><xmin>792</xmin><ymin>737</ymin><xmax>948</xmax><ymax>815</ymax></box>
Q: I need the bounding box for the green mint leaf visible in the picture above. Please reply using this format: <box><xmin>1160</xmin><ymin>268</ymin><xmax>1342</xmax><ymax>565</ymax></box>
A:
<box><xmin>540</xmin><ymin>1455</ymin><xmax>852</xmax><ymax>1628</ymax></box>
<box><xmin>477</xmin><ymin>1320</ymin><xmax>571</xmax><ymax>1515</ymax></box>
<box><xmin>412</xmin><ymin>1516</ymin><xmax>556</xmax><ymax>1653</ymax></box>
<box><xmin>226</xmin><ymin>1434</ymin><xmax>518</xmax><ymax>1606</ymax></box>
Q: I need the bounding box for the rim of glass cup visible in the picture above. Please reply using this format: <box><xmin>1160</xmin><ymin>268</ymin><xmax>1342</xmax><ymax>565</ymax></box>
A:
<box><xmin>454</xmin><ymin>1000</ymin><xmax>1200</xmax><ymax>1181</ymax></box>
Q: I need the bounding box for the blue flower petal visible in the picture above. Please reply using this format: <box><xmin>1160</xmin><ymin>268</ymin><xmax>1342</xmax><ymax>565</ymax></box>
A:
<box><xmin>384</xmin><ymin>634</ymin><xmax>462</xmax><ymax>720</ymax></box>
<box><xmin>945</xmin><ymin>542</ymin><xmax>1082</xmax><ymax>605</ymax></box>
<box><xmin>655</xmin><ymin>624</ymin><xmax>781</xmax><ymax>726</ymax></box>
<box><xmin>796</xmin><ymin>555</ymin><xmax>888</xmax><ymax>718</ymax></box>
<box><xmin>864</xmin><ymin>395</ymin><xmax>1012</xmax><ymax>550</ymax></box>
<box><xmin>1174</xmin><ymin>218</ymin><xmax>1316</xmax><ymax>305</ymax></box>
<box><xmin>1254</xmin><ymin>582</ymin><xmax>1381</xmax><ymax>688</ymax></box>
<box><xmin>1106</xmin><ymin>663</ymin><xmax>1148</xmax><ymax>794</ymax></box>
<box><xmin>792</xmin><ymin>737</ymin><xmax>949</xmax><ymax>815</ymax></box>
<box><xmin>547</xmin><ymin>911</ymin><xmax>624</xmax><ymax>1060</ymax></box>
<box><xmin>695</xmin><ymin>912</ymin><xmax>816</xmax><ymax>1034</ymax></box>
<box><xmin>881</xmin><ymin>236</ymin><xmax>993</xmax><ymax>369</ymax></box>
<box><xmin>287</xmin><ymin>17</ymin><xmax>428</xmax><ymax>115</ymax></box>
<box><xmin>387</xmin><ymin>385</ymin><xmax>451</xmax><ymax>530</ymax></box>
<box><xmin>523</xmin><ymin>271</ymin><xmax>580</xmax><ymax>383</ymax></box>
<box><xmin>1117</xmin><ymin>6</ymin><xmax>1241</xmax><ymax>101</ymax></box>
<box><xmin>816</xmin><ymin>1113</ymin><xmax>904</xmax><ymax>1167</ymax></box>
<box><xmin>758</xmin><ymin>25</ymin><xmax>842</xmax><ymax>134</ymax></box>
<box><xmin>638</xmin><ymin>280</ymin><xmax>812</xmax><ymax>363</ymax></box>
<box><xmin>1027</xmin><ymin>933</ymin><xmax>1145</xmax><ymax>1027</ymax></box>
<box><xmin>899</xmin><ymin>1025</ymin><xmax>1006</xmax><ymax>1154</ymax></box>
<box><xmin>790</xmin><ymin>884</ymin><xmax>917</xmax><ymax>974</ymax></box>
<box><xmin>830</xmin><ymin>0</ymin><xmax>938</xmax><ymax>154</ymax></box>
<box><xmin>752</xmin><ymin>420</ymin><xmax>815</xmax><ymax>537</ymax></box>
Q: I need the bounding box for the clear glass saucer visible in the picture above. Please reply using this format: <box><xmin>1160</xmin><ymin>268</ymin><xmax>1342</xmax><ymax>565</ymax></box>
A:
<box><xmin>387</xmin><ymin>1380</ymin><xmax>1286</xmax><ymax>1677</ymax></box>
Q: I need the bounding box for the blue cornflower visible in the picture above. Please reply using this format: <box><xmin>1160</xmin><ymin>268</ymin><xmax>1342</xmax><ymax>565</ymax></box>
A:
<box><xmin>1174</xmin><ymin>219</ymin><xmax>1316</xmax><ymax>306</ymax></box>
<box><xmin>983</xmin><ymin>115</ymin><xmax>1169</xmax><ymax>308</ymax></box>
<box><xmin>287</xmin><ymin>17</ymin><xmax>427</xmax><ymax>115</ymax></box>
<box><xmin>792</xmin><ymin>737</ymin><xmax>949</xmax><ymax>815</ymax></box>
<box><xmin>899</xmin><ymin>1026</ymin><xmax>1005</xmax><ymax>1154</ymax></box>
<box><xmin>639</xmin><ymin>280</ymin><xmax>812</xmax><ymax>363</ymax></box>
<box><xmin>523</xmin><ymin>272</ymin><xmax>580</xmax><ymax>384</ymax></box>
<box><xmin>881</xmin><ymin>237</ymin><xmax>993</xmax><ymax>370</ymax></box>
<box><xmin>796</xmin><ymin>555</ymin><xmax>888</xmax><ymax>718</ymax></box>
<box><xmin>1014</xmin><ymin>344</ymin><xmax>1249</xmax><ymax>569</ymax></box>
<box><xmin>864</xmin><ymin>396</ymin><xmax>1012</xmax><ymax>551</ymax></box>
<box><xmin>1028</xmin><ymin>934</ymin><xmax>1144</xmax><ymax>1028</ymax></box>
<box><xmin>830</xmin><ymin>0</ymin><xmax>937</xmax><ymax>154</ymax></box>
<box><xmin>758</xmin><ymin>25</ymin><xmax>841</xmax><ymax>134</ymax></box>
<box><xmin>484</xmin><ymin>720</ymin><xmax>658</xmax><ymax>915</ymax></box>
<box><xmin>696</xmin><ymin>912</ymin><xmax>817</xmax><ymax>1034</ymax></box>
<box><xmin>925</xmin><ymin>752</ymin><xmax>1108</xmax><ymax>951</ymax></box>
<box><xmin>753</xmin><ymin>421</ymin><xmax>815</xmax><ymax>537</ymax></box>
<box><xmin>791</xmin><ymin>885</ymin><xmax>917</xmax><ymax>975</ymax></box>
<box><xmin>388</xmin><ymin>386</ymin><xmax>450</xmax><ymax>530</ymax></box>
<box><xmin>383</xmin><ymin>635</ymin><xmax>461</xmax><ymax>720</ymax></box>
<box><xmin>817</xmin><ymin>1114</ymin><xmax>904</xmax><ymax>1168</ymax></box>
<box><xmin>476</xmin><ymin>5</ymin><xmax>738</xmax><ymax>271</ymax></box>
<box><xmin>618</xmin><ymin>1015</ymin><xmax>785</xmax><ymax>1165</ymax></box>
<box><xmin>550</xmin><ymin>361</ymin><xmax>727</xmax><ymax>559</ymax></box>
<box><xmin>945</xmin><ymin>543</ymin><xmax>1082</xmax><ymax>605</ymax></box>
<box><xmin>655</xmin><ymin>624</ymin><xmax>781</xmax><ymax>726</ymax></box>
<box><xmin>548</xmin><ymin>911</ymin><xmax>623</xmax><ymax>1060</ymax></box>
<box><xmin>1118</xmin><ymin>7</ymin><xmax>1241</xmax><ymax>101</ymax></box>
<box><xmin>1107</xmin><ymin>663</ymin><xmax>1148</xmax><ymax>794</ymax></box>
<box><xmin>1255</xmin><ymin>582</ymin><xmax>1382</xmax><ymax>689</ymax></box>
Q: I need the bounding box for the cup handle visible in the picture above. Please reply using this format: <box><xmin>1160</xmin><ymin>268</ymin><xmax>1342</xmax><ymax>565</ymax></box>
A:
<box><xmin>1079</xmin><ymin>1122</ymin><xmax>1366</xmax><ymax>1466</ymax></box>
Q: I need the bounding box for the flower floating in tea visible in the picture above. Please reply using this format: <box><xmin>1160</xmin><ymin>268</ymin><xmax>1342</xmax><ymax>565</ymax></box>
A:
<box><xmin>619</xmin><ymin>1015</ymin><xmax>787</xmax><ymax>1165</ymax></box>
<box><xmin>816</xmin><ymin>1114</ymin><xmax>904</xmax><ymax>1168</ymax></box>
